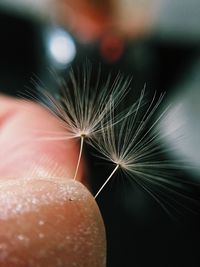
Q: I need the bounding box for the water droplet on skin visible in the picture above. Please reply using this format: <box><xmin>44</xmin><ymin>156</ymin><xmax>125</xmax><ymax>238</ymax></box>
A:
<box><xmin>39</xmin><ymin>233</ymin><xmax>45</xmax><ymax>239</ymax></box>
<box><xmin>17</xmin><ymin>234</ymin><xmax>25</xmax><ymax>241</ymax></box>
<box><xmin>38</xmin><ymin>220</ymin><xmax>45</xmax><ymax>226</ymax></box>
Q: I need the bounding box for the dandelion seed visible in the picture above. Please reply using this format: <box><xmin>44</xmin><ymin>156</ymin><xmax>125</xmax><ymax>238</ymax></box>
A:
<box><xmin>93</xmin><ymin>90</ymin><xmax>199</xmax><ymax>217</ymax></box>
<box><xmin>93</xmin><ymin>90</ymin><xmax>163</xmax><ymax>196</ymax></box>
<box><xmin>27</xmin><ymin>62</ymin><xmax>132</xmax><ymax>180</ymax></box>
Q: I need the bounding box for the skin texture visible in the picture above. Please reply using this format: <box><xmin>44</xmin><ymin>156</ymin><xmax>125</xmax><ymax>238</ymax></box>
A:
<box><xmin>0</xmin><ymin>95</ymin><xmax>106</xmax><ymax>267</ymax></box>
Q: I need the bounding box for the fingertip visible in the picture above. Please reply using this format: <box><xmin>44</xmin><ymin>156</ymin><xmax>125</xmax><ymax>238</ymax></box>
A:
<box><xmin>0</xmin><ymin>178</ymin><xmax>106</xmax><ymax>267</ymax></box>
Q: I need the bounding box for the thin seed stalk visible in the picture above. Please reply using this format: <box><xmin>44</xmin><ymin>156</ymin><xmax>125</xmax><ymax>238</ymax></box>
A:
<box><xmin>95</xmin><ymin>164</ymin><xmax>119</xmax><ymax>198</ymax></box>
<box><xmin>74</xmin><ymin>135</ymin><xmax>84</xmax><ymax>180</ymax></box>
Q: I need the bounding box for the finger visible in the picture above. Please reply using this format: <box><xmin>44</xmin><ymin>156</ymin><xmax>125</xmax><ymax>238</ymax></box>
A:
<box><xmin>0</xmin><ymin>95</ymin><xmax>106</xmax><ymax>266</ymax></box>
<box><xmin>0</xmin><ymin>178</ymin><xmax>106</xmax><ymax>267</ymax></box>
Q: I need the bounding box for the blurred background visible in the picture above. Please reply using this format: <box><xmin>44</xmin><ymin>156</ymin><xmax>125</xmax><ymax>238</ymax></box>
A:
<box><xmin>0</xmin><ymin>0</ymin><xmax>200</xmax><ymax>266</ymax></box>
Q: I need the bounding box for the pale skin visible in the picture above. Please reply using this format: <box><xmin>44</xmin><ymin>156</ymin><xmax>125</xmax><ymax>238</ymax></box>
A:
<box><xmin>0</xmin><ymin>95</ymin><xmax>106</xmax><ymax>267</ymax></box>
